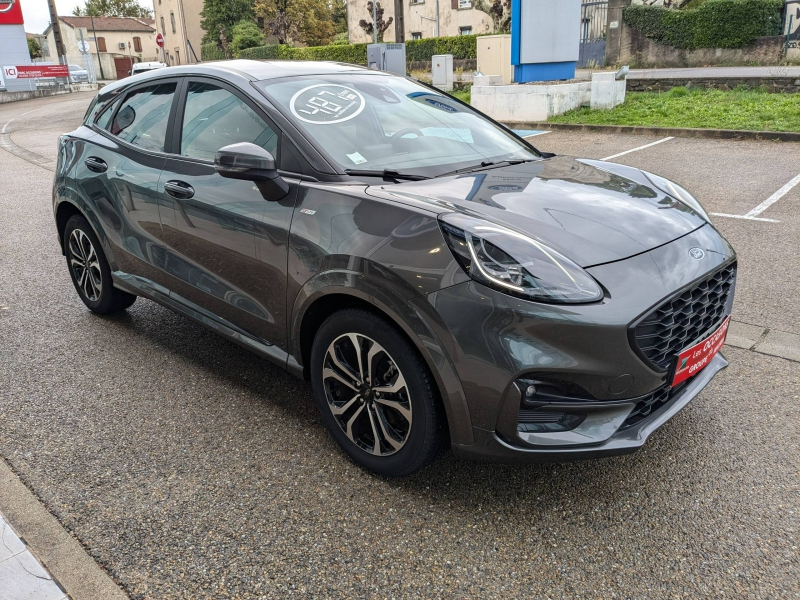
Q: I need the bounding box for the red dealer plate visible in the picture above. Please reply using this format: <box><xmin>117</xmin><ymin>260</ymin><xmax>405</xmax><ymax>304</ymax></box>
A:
<box><xmin>672</xmin><ymin>316</ymin><xmax>730</xmax><ymax>387</ymax></box>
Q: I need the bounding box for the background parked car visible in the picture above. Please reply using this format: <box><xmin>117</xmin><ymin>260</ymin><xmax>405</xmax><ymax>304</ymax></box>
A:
<box><xmin>68</xmin><ymin>64</ymin><xmax>89</xmax><ymax>83</ymax></box>
<box><xmin>129</xmin><ymin>61</ymin><xmax>167</xmax><ymax>76</ymax></box>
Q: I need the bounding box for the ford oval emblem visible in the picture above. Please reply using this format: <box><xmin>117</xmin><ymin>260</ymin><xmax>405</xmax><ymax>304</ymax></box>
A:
<box><xmin>688</xmin><ymin>248</ymin><xmax>705</xmax><ymax>260</ymax></box>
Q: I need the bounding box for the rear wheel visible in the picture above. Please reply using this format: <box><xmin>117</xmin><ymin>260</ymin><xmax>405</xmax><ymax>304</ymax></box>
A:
<box><xmin>64</xmin><ymin>215</ymin><xmax>136</xmax><ymax>314</ymax></box>
<box><xmin>310</xmin><ymin>309</ymin><xmax>445</xmax><ymax>476</ymax></box>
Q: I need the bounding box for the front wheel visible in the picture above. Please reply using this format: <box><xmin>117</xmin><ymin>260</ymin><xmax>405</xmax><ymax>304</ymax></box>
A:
<box><xmin>64</xmin><ymin>215</ymin><xmax>136</xmax><ymax>314</ymax></box>
<box><xmin>310</xmin><ymin>309</ymin><xmax>445</xmax><ymax>477</ymax></box>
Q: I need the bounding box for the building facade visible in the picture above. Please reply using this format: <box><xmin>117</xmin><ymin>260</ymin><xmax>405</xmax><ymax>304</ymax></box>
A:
<box><xmin>347</xmin><ymin>0</ymin><xmax>494</xmax><ymax>43</ymax></box>
<box><xmin>151</xmin><ymin>0</ymin><xmax>204</xmax><ymax>65</ymax></box>
<box><xmin>44</xmin><ymin>17</ymin><xmax>159</xmax><ymax>79</ymax></box>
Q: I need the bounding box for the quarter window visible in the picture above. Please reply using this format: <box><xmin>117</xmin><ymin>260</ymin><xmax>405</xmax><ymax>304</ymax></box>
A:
<box><xmin>180</xmin><ymin>82</ymin><xmax>278</xmax><ymax>162</ymax></box>
<box><xmin>110</xmin><ymin>82</ymin><xmax>176</xmax><ymax>152</ymax></box>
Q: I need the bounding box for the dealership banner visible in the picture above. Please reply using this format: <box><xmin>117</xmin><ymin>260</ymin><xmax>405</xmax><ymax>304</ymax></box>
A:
<box><xmin>0</xmin><ymin>0</ymin><xmax>24</xmax><ymax>25</ymax></box>
<box><xmin>2</xmin><ymin>65</ymin><xmax>70</xmax><ymax>79</ymax></box>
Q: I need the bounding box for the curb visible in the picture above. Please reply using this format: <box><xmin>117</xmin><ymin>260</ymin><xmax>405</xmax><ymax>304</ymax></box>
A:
<box><xmin>0</xmin><ymin>458</ymin><xmax>129</xmax><ymax>599</ymax></box>
<box><xmin>504</xmin><ymin>121</ymin><xmax>800</xmax><ymax>142</ymax></box>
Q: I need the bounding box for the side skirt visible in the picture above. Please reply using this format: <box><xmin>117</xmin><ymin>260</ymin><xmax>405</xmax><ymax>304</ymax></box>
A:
<box><xmin>111</xmin><ymin>271</ymin><xmax>299</xmax><ymax>377</ymax></box>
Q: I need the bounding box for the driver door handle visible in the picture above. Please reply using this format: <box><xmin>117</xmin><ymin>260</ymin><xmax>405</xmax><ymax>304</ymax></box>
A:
<box><xmin>164</xmin><ymin>180</ymin><xmax>195</xmax><ymax>199</ymax></box>
<box><xmin>84</xmin><ymin>157</ymin><xmax>107</xmax><ymax>173</ymax></box>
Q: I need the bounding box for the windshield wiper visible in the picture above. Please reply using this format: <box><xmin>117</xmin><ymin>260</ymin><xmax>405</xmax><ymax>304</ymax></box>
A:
<box><xmin>436</xmin><ymin>158</ymin><xmax>538</xmax><ymax>179</ymax></box>
<box><xmin>344</xmin><ymin>169</ymin><xmax>430</xmax><ymax>182</ymax></box>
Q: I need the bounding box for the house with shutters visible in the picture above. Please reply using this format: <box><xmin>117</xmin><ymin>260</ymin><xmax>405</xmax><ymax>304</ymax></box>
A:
<box><xmin>43</xmin><ymin>16</ymin><xmax>159</xmax><ymax>80</ymax></box>
<box><xmin>346</xmin><ymin>0</ymin><xmax>494</xmax><ymax>43</ymax></box>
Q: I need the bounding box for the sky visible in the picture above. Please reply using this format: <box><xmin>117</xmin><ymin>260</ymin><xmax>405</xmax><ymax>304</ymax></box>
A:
<box><xmin>22</xmin><ymin>0</ymin><xmax>154</xmax><ymax>35</ymax></box>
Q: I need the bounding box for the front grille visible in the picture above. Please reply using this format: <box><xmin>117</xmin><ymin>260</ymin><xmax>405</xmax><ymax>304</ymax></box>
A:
<box><xmin>632</xmin><ymin>263</ymin><xmax>736</xmax><ymax>371</ymax></box>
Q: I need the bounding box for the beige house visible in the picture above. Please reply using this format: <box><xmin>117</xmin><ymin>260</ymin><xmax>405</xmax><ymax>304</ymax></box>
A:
<box><xmin>152</xmin><ymin>0</ymin><xmax>205</xmax><ymax>65</ymax></box>
<box><xmin>44</xmin><ymin>16</ymin><xmax>159</xmax><ymax>79</ymax></box>
<box><xmin>347</xmin><ymin>0</ymin><xmax>494</xmax><ymax>43</ymax></box>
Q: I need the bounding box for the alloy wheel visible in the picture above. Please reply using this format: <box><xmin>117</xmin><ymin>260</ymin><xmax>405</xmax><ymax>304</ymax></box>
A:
<box><xmin>322</xmin><ymin>333</ymin><xmax>412</xmax><ymax>456</ymax></box>
<box><xmin>68</xmin><ymin>229</ymin><xmax>102</xmax><ymax>302</ymax></box>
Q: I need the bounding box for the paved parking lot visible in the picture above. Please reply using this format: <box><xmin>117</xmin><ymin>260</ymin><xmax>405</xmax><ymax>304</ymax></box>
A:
<box><xmin>0</xmin><ymin>93</ymin><xmax>798</xmax><ymax>599</ymax></box>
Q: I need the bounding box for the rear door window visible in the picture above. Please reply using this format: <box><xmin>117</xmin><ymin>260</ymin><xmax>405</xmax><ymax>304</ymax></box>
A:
<box><xmin>179</xmin><ymin>81</ymin><xmax>278</xmax><ymax>161</ymax></box>
<box><xmin>110</xmin><ymin>82</ymin><xmax>177</xmax><ymax>152</ymax></box>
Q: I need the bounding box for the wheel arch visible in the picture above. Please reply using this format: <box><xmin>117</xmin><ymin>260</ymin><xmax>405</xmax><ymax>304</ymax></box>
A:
<box><xmin>290</xmin><ymin>272</ymin><xmax>474</xmax><ymax>446</ymax></box>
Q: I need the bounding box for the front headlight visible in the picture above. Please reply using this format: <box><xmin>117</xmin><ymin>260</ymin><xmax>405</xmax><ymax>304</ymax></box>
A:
<box><xmin>439</xmin><ymin>213</ymin><xmax>603</xmax><ymax>304</ymax></box>
<box><xmin>643</xmin><ymin>172</ymin><xmax>711</xmax><ymax>222</ymax></box>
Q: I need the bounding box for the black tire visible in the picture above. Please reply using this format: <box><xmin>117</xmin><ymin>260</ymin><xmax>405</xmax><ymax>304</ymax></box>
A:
<box><xmin>64</xmin><ymin>215</ymin><xmax>137</xmax><ymax>315</ymax></box>
<box><xmin>310</xmin><ymin>309</ymin><xmax>445</xmax><ymax>477</ymax></box>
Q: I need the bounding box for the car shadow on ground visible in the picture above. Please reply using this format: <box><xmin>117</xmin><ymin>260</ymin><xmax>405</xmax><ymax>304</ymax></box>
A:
<box><xmin>97</xmin><ymin>296</ymin><xmax>717</xmax><ymax>515</ymax></box>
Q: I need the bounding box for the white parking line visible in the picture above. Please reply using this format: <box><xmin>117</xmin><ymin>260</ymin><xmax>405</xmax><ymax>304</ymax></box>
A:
<box><xmin>712</xmin><ymin>171</ymin><xmax>800</xmax><ymax>224</ymax></box>
<box><xmin>601</xmin><ymin>137</ymin><xmax>674</xmax><ymax>161</ymax></box>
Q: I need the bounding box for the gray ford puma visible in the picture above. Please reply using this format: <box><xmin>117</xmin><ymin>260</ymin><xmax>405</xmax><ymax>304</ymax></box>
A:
<box><xmin>53</xmin><ymin>60</ymin><xmax>736</xmax><ymax>476</ymax></box>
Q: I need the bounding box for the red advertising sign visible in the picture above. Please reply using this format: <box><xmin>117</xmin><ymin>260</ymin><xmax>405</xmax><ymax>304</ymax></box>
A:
<box><xmin>3</xmin><ymin>65</ymin><xmax>70</xmax><ymax>79</ymax></box>
<box><xmin>156</xmin><ymin>33</ymin><xmax>164</xmax><ymax>48</ymax></box>
<box><xmin>671</xmin><ymin>316</ymin><xmax>730</xmax><ymax>387</ymax></box>
<box><xmin>0</xmin><ymin>0</ymin><xmax>24</xmax><ymax>26</ymax></box>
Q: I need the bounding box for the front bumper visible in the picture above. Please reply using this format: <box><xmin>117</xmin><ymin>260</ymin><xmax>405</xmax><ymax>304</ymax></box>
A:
<box><xmin>415</xmin><ymin>224</ymin><xmax>735</xmax><ymax>462</ymax></box>
<box><xmin>451</xmin><ymin>352</ymin><xmax>727</xmax><ymax>462</ymax></box>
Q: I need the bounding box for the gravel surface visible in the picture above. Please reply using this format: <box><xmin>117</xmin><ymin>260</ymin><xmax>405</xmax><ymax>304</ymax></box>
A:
<box><xmin>0</xmin><ymin>94</ymin><xmax>798</xmax><ymax>599</ymax></box>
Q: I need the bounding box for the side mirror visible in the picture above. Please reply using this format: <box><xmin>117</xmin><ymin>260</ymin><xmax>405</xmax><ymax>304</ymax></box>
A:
<box><xmin>214</xmin><ymin>142</ymin><xmax>289</xmax><ymax>201</ymax></box>
<box><xmin>127</xmin><ymin>70</ymin><xmax>131</xmax><ymax>75</ymax></box>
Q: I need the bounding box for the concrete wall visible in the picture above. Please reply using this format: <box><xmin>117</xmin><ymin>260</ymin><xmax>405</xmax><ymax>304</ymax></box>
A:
<box><xmin>153</xmin><ymin>0</ymin><xmax>204</xmax><ymax>64</ymax></box>
<box><xmin>627</xmin><ymin>76</ymin><xmax>800</xmax><ymax>93</ymax></box>
<box><xmin>347</xmin><ymin>0</ymin><xmax>493</xmax><ymax>43</ymax></box>
<box><xmin>617</xmin><ymin>20</ymin><xmax>784</xmax><ymax>68</ymax></box>
<box><xmin>471</xmin><ymin>81</ymin><xmax>592</xmax><ymax>122</ymax></box>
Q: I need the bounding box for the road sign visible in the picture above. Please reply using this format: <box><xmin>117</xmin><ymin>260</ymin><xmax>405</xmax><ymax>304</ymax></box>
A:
<box><xmin>78</xmin><ymin>40</ymin><xmax>90</xmax><ymax>54</ymax></box>
<box><xmin>156</xmin><ymin>33</ymin><xmax>164</xmax><ymax>48</ymax></box>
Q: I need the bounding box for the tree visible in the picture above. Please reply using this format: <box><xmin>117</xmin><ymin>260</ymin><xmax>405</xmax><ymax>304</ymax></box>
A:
<box><xmin>230</xmin><ymin>19</ymin><xmax>264</xmax><ymax>56</ymax></box>
<box><xmin>72</xmin><ymin>0</ymin><xmax>152</xmax><ymax>18</ymax></box>
<box><xmin>27</xmin><ymin>37</ymin><xmax>42</xmax><ymax>59</ymax></box>
<box><xmin>474</xmin><ymin>0</ymin><xmax>510</xmax><ymax>33</ymax></box>
<box><xmin>359</xmin><ymin>1</ymin><xmax>392</xmax><ymax>42</ymax></box>
<box><xmin>253</xmin><ymin>0</ymin><xmax>336</xmax><ymax>46</ymax></box>
<box><xmin>331</xmin><ymin>0</ymin><xmax>347</xmax><ymax>35</ymax></box>
<box><xmin>201</xmin><ymin>0</ymin><xmax>253</xmax><ymax>44</ymax></box>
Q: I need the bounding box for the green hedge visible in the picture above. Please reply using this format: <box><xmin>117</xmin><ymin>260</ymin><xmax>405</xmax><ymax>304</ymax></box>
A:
<box><xmin>404</xmin><ymin>34</ymin><xmax>478</xmax><ymax>62</ymax></box>
<box><xmin>239</xmin><ymin>43</ymin><xmax>368</xmax><ymax>63</ymax></box>
<box><xmin>237</xmin><ymin>33</ymin><xmax>477</xmax><ymax>66</ymax></box>
<box><xmin>201</xmin><ymin>42</ymin><xmax>226</xmax><ymax>61</ymax></box>
<box><xmin>623</xmin><ymin>0</ymin><xmax>784</xmax><ymax>50</ymax></box>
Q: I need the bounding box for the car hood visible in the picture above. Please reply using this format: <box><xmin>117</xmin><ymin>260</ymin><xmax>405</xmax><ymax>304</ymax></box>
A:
<box><xmin>368</xmin><ymin>156</ymin><xmax>707</xmax><ymax>267</ymax></box>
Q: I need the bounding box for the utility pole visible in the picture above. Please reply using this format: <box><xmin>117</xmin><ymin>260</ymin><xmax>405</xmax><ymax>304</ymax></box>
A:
<box><xmin>373</xmin><ymin>1</ymin><xmax>378</xmax><ymax>43</ymax></box>
<box><xmin>393</xmin><ymin>0</ymin><xmax>405</xmax><ymax>42</ymax></box>
<box><xmin>45</xmin><ymin>0</ymin><xmax>66</xmax><ymax>61</ymax></box>
<box><xmin>90</xmin><ymin>14</ymin><xmax>106</xmax><ymax>80</ymax></box>
<box><xmin>435</xmin><ymin>0</ymin><xmax>440</xmax><ymax>37</ymax></box>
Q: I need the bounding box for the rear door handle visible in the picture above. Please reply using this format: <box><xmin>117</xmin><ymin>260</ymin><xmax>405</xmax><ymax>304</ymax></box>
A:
<box><xmin>84</xmin><ymin>157</ymin><xmax>107</xmax><ymax>173</ymax></box>
<box><xmin>164</xmin><ymin>180</ymin><xmax>195</xmax><ymax>199</ymax></box>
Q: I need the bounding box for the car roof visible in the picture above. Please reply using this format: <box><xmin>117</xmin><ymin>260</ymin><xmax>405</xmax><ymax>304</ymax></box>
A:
<box><xmin>99</xmin><ymin>60</ymin><xmax>372</xmax><ymax>99</ymax></box>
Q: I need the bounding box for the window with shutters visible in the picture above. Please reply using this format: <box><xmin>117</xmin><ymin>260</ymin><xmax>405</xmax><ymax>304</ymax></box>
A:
<box><xmin>170</xmin><ymin>12</ymin><xmax>176</xmax><ymax>34</ymax></box>
<box><xmin>160</xmin><ymin>17</ymin><xmax>166</xmax><ymax>35</ymax></box>
<box><xmin>133</xmin><ymin>36</ymin><xmax>142</xmax><ymax>52</ymax></box>
<box><xmin>96</xmin><ymin>37</ymin><xmax>106</xmax><ymax>52</ymax></box>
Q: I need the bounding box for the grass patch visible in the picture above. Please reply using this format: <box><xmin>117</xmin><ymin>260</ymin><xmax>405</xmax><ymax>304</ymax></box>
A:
<box><xmin>449</xmin><ymin>87</ymin><xmax>471</xmax><ymax>104</ymax></box>
<box><xmin>548</xmin><ymin>87</ymin><xmax>800</xmax><ymax>132</ymax></box>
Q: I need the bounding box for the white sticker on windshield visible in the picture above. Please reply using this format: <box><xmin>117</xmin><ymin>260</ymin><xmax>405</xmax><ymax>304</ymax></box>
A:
<box><xmin>290</xmin><ymin>84</ymin><xmax>366</xmax><ymax>125</ymax></box>
<box><xmin>346</xmin><ymin>151</ymin><xmax>367</xmax><ymax>165</ymax></box>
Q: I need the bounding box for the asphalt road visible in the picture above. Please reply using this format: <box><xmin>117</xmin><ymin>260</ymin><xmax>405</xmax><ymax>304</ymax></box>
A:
<box><xmin>0</xmin><ymin>93</ymin><xmax>798</xmax><ymax>599</ymax></box>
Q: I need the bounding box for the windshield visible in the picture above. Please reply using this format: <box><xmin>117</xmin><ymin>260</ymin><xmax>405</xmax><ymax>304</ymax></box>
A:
<box><xmin>255</xmin><ymin>73</ymin><xmax>539</xmax><ymax>177</ymax></box>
